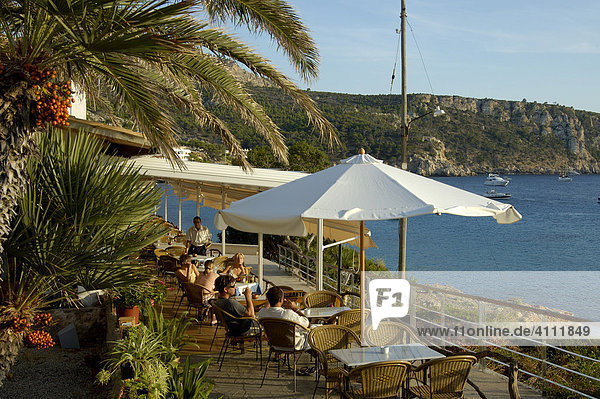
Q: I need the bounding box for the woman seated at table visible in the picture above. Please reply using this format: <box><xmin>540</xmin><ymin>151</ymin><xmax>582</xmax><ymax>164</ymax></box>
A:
<box><xmin>177</xmin><ymin>254</ymin><xmax>201</xmax><ymax>283</ymax></box>
<box><xmin>219</xmin><ymin>252</ymin><xmax>248</xmax><ymax>279</ymax></box>
<box><xmin>195</xmin><ymin>259</ymin><xmax>218</xmax><ymax>296</ymax></box>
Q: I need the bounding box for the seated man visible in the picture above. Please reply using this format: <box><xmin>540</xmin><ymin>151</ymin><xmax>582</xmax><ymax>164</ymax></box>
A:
<box><xmin>257</xmin><ymin>286</ymin><xmax>310</xmax><ymax>350</ymax></box>
<box><xmin>185</xmin><ymin>216</ymin><xmax>211</xmax><ymax>256</ymax></box>
<box><xmin>213</xmin><ymin>275</ymin><xmax>256</xmax><ymax>336</ymax></box>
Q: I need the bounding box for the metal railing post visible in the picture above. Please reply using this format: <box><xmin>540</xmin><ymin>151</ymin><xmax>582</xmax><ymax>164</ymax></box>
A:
<box><xmin>478</xmin><ymin>301</ymin><xmax>487</xmax><ymax>371</ymax></box>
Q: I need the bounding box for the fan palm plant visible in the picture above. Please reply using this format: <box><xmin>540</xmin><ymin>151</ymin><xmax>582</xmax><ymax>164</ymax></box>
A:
<box><xmin>3</xmin><ymin>128</ymin><xmax>168</xmax><ymax>296</ymax></box>
<box><xmin>0</xmin><ymin>0</ymin><xmax>338</xmax><ymax>273</ymax></box>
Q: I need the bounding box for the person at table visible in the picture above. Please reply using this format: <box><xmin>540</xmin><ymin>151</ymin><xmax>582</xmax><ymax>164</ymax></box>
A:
<box><xmin>195</xmin><ymin>259</ymin><xmax>218</xmax><ymax>324</ymax></box>
<box><xmin>214</xmin><ymin>275</ymin><xmax>256</xmax><ymax>336</ymax></box>
<box><xmin>177</xmin><ymin>254</ymin><xmax>201</xmax><ymax>283</ymax></box>
<box><xmin>220</xmin><ymin>252</ymin><xmax>248</xmax><ymax>279</ymax></box>
<box><xmin>256</xmin><ymin>287</ymin><xmax>310</xmax><ymax>349</ymax></box>
<box><xmin>185</xmin><ymin>216</ymin><xmax>211</xmax><ymax>256</ymax></box>
<box><xmin>195</xmin><ymin>259</ymin><xmax>218</xmax><ymax>296</ymax></box>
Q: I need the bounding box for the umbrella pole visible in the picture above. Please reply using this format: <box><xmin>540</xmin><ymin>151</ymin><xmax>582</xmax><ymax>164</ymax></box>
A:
<box><xmin>399</xmin><ymin>218</ymin><xmax>407</xmax><ymax>280</ymax></box>
<box><xmin>360</xmin><ymin>221</ymin><xmax>365</xmax><ymax>343</ymax></box>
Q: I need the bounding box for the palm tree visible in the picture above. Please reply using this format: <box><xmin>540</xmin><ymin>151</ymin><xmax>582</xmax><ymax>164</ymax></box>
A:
<box><xmin>0</xmin><ymin>0</ymin><xmax>338</xmax><ymax>272</ymax></box>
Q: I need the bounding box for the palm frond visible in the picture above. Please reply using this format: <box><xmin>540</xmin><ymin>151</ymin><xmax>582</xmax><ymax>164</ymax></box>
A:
<box><xmin>202</xmin><ymin>0</ymin><xmax>319</xmax><ymax>82</ymax></box>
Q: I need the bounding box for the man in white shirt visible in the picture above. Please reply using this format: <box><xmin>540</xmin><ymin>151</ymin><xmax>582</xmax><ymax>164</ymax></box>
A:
<box><xmin>185</xmin><ymin>216</ymin><xmax>211</xmax><ymax>255</ymax></box>
<box><xmin>257</xmin><ymin>286</ymin><xmax>310</xmax><ymax>350</ymax></box>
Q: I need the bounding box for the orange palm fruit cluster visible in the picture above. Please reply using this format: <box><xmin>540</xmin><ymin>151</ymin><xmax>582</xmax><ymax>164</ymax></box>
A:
<box><xmin>33</xmin><ymin>313</ymin><xmax>53</xmax><ymax>326</ymax></box>
<box><xmin>24</xmin><ymin>64</ymin><xmax>73</xmax><ymax>128</ymax></box>
<box><xmin>25</xmin><ymin>330</ymin><xmax>55</xmax><ymax>349</ymax></box>
<box><xmin>11</xmin><ymin>317</ymin><xmax>32</xmax><ymax>333</ymax></box>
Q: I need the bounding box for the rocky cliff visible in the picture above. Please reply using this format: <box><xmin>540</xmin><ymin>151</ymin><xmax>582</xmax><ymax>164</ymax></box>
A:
<box><xmin>409</xmin><ymin>94</ymin><xmax>600</xmax><ymax>175</ymax></box>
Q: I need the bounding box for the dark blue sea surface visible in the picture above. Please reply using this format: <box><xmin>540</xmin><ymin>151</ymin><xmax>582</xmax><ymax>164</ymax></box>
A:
<box><xmin>365</xmin><ymin>174</ymin><xmax>600</xmax><ymax>271</ymax></box>
<box><xmin>158</xmin><ymin>174</ymin><xmax>600</xmax><ymax>318</ymax></box>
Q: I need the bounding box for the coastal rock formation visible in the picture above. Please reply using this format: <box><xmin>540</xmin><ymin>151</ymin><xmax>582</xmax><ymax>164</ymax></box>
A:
<box><xmin>409</xmin><ymin>136</ymin><xmax>474</xmax><ymax>176</ymax></box>
<box><xmin>423</xmin><ymin>95</ymin><xmax>600</xmax><ymax>174</ymax></box>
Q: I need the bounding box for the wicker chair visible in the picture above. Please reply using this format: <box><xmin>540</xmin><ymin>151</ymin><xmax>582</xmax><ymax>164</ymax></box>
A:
<box><xmin>172</xmin><ymin>269</ymin><xmax>188</xmax><ymax>311</ymax></box>
<box><xmin>303</xmin><ymin>291</ymin><xmax>342</xmax><ymax>308</ymax></box>
<box><xmin>212</xmin><ymin>256</ymin><xmax>229</xmax><ymax>271</ymax></box>
<box><xmin>210</xmin><ymin>300</ymin><xmax>263</xmax><ymax>371</ymax></box>
<box><xmin>153</xmin><ymin>248</ymin><xmax>168</xmax><ymax>259</ymax></box>
<box><xmin>364</xmin><ymin>320</ymin><xmax>421</xmax><ymax>347</ymax></box>
<box><xmin>307</xmin><ymin>325</ymin><xmax>360</xmax><ymax>399</ymax></box>
<box><xmin>342</xmin><ymin>360</ymin><xmax>411</xmax><ymax>399</ymax></box>
<box><xmin>326</xmin><ymin>309</ymin><xmax>362</xmax><ymax>337</ymax></box>
<box><xmin>207</xmin><ymin>248</ymin><xmax>222</xmax><ymax>257</ymax></box>
<box><xmin>181</xmin><ymin>282</ymin><xmax>211</xmax><ymax>325</ymax></box>
<box><xmin>283</xmin><ymin>290</ymin><xmax>306</xmax><ymax>304</ymax></box>
<box><xmin>173</xmin><ymin>234</ymin><xmax>187</xmax><ymax>244</ymax></box>
<box><xmin>259</xmin><ymin>318</ymin><xmax>311</xmax><ymax>392</ymax></box>
<box><xmin>409</xmin><ymin>355</ymin><xmax>477</xmax><ymax>399</ymax></box>
<box><xmin>158</xmin><ymin>255</ymin><xmax>179</xmax><ymax>282</ymax></box>
<box><xmin>166</xmin><ymin>246</ymin><xmax>186</xmax><ymax>257</ymax></box>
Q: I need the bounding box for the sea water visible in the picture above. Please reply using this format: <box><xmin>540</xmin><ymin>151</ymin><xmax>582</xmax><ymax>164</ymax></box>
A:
<box><xmin>158</xmin><ymin>174</ymin><xmax>600</xmax><ymax>319</ymax></box>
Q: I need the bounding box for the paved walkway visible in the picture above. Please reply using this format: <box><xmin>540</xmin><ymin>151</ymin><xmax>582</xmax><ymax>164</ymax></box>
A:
<box><xmin>162</xmin><ymin>255</ymin><xmax>543</xmax><ymax>399</ymax></box>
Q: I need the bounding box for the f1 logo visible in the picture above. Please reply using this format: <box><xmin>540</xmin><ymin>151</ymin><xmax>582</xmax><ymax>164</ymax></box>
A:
<box><xmin>368</xmin><ymin>279</ymin><xmax>411</xmax><ymax>330</ymax></box>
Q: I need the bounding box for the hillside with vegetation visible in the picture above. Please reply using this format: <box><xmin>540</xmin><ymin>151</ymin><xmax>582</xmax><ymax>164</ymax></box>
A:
<box><xmin>89</xmin><ymin>85</ymin><xmax>600</xmax><ymax>176</ymax></box>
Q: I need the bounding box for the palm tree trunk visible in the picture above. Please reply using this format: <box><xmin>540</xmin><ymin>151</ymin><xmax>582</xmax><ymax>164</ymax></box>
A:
<box><xmin>0</xmin><ymin>77</ymin><xmax>38</xmax><ymax>276</ymax></box>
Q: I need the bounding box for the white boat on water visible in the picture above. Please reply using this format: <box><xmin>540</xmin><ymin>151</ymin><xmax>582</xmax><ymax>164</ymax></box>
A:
<box><xmin>558</xmin><ymin>174</ymin><xmax>572</xmax><ymax>182</ymax></box>
<box><xmin>484</xmin><ymin>189</ymin><xmax>511</xmax><ymax>200</ymax></box>
<box><xmin>484</xmin><ymin>173</ymin><xmax>510</xmax><ymax>186</ymax></box>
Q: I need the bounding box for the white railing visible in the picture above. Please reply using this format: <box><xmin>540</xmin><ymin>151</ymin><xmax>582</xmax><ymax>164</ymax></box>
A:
<box><xmin>276</xmin><ymin>246</ymin><xmax>600</xmax><ymax>398</ymax></box>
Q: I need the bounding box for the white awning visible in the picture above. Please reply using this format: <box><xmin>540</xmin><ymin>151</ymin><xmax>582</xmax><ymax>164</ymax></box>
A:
<box><xmin>128</xmin><ymin>155</ymin><xmax>376</xmax><ymax>248</ymax></box>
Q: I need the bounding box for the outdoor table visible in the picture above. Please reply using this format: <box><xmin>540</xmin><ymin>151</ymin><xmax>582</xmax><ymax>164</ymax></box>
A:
<box><xmin>330</xmin><ymin>343</ymin><xmax>444</xmax><ymax>368</ymax></box>
<box><xmin>190</xmin><ymin>255</ymin><xmax>213</xmax><ymax>266</ymax></box>
<box><xmin>302</xmin><ymin>306</ymin><xmax>350</xmax><ymax>320</ymax></box>
<box><xmin>233</xmin><ymin>294</ymin><xmax>269</xmax><ymax>310</ymax></box>
<box><xmin>234</xmin><ymin>282</ymin><xmax>262</xmax><ymax>296</ymax></box>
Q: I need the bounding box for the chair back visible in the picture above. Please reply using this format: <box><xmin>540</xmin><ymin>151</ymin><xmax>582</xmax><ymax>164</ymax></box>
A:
<box><xmin>303</xmin><ymin>290</ymin><xmax>342</xmax><ymax>308</ymax></box>
<box><xmin>328</xmin><ymin>309</ymin><xmax>362</xmax><ymax>336</ymax></box>
<box><xmin>260</xmin><ymin>318</ymin><xmax>309</xmax><ymax>352</ymax></box>
<box><xmin>364</xmin><ymin>320</ymin><xmax>421</xmax><ymax>346</ymax></box>
<box><xmin>308</xmin><ymin>325</ymin><xmax>360</xmax><ymax>369</ymax></box>
<box><xmin>182</xmin><ymin>282</ymin><xmax>206</xmax><ymax>306</ymax></box>
<box><xmin>166</xmin><ymin>246</ymin><xmax>186</xmax><ymax>257</ymax></box>
<box><xmin>421</xmin><ymin>355</ymin><xmax>477</xmax><ymax>396</ymax></box>
<box><xmin>173</xmin><ymin>234</ymin><xmax>187</xmax><ymax>244</ymax></box>
<box><xmin>212</xmin><ymin>256</ymin><xmax>229</xmax><ymax>270</ymax></box>
<box><xmin>209</xmin><ymin>299</ymin><xmax>261</xmax><ymax>337</ymax></box>
<box><xmin>346</xmin><ymin>361</ymin><xmax>411</xmax><ymax>399</ymax></box>
<box><xmin>283</xmin><ymin>290</ymin><xmax>305</xmax><ymax>304</ymax></box>
<box><xmin>159</xmin><ymin>255</ymin><xmax>179</xmax><ymax>272</ymax></box>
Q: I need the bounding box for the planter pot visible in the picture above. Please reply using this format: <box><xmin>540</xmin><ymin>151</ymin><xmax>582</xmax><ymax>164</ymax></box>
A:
<box><xmin>116</xmin><ymin>306</ymin><xmax>139</xmax><ymax>324</ymax></box>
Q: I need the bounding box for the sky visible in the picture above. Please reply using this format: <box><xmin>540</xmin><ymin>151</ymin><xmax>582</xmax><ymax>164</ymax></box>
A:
<box><xmin>230</xmin><ymin>0</ymin><xmax>600</xmax><ymax>113</ymax></box>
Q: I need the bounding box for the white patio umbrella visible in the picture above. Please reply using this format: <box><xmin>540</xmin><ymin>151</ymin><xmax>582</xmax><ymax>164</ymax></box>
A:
<box><xmin>214</xmin><ymin>151</ymin><xmax>522</xmax><ymax>287</ymax></box>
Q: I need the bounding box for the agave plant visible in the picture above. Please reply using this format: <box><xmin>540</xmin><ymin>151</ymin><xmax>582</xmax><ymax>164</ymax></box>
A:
<box><xmin>166</xmin><ymin>357</ymin><xmax>214</xmax><ymax>399</ymax></box>
<box><xmin>3</xmin><ymin>128</ymin><xmax>168</xmax><ymax>296</ymax></box>
<box><xmin>142</xmin><ymin>308</ymin><xmax>197</xmax><ymax>363</ymax></box>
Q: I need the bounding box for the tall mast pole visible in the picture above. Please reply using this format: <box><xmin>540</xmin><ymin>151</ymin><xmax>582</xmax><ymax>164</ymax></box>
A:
<box><xmin>398</xmin><ymin>0</ymin><xmax>408</xmax><ymax>279</ymax></box>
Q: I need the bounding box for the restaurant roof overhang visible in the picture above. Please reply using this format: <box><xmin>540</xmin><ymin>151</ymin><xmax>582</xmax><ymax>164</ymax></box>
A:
<box><xmin>128</xmin><ymin>155</ymin><xmax>376</xmax><ymax>248</ymax></box>
<box><xmin>67</xmin><ymin>116</ymin><xmax>153</xmax><ymax>157</ymax></box>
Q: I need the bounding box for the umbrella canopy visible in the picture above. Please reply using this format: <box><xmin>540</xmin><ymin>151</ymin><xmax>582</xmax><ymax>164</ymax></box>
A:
<box><xmin>215</xmin><ymin>152</ymin><xmax>522</xmax><ymax>236</ymax></box>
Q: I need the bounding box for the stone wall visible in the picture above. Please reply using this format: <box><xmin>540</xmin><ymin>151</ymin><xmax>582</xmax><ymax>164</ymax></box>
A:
<box><xmin>48</xmin><ymin>305</ymin><xmax>108</xmax><ymax>347</ymax></box>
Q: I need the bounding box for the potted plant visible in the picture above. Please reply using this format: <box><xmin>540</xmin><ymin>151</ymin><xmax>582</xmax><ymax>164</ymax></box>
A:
<box><xmin>96</xmin><ymin>325</ymin><xmax>170</xmax><ymax>398</ymax></box>
<box><xmin>113</xmin><ymin>287</ymin><xmax>147</xmax><ymax>323</ymax></box>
